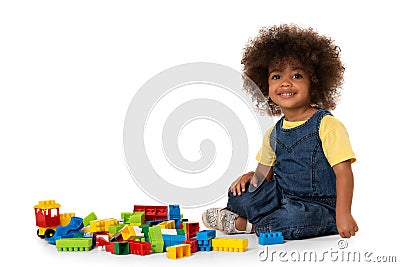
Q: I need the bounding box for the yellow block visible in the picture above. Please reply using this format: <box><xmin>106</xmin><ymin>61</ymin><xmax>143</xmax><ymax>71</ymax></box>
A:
<box><xmin>158</xmin><ymin>220</ymin><xmax>175</xmax><ymax>229</ymax></box>
<box><xmin>166</xmin><ymin>244</ymin><xmax>191</xmax><ymax>259</ymax></box>
<box><xmin>89</xmin><ymin>218</ymin><xmax>119</xmax><ymax>233</ymax></box>
<box><xmin>89</xmin><ymin>220</ymin><xmax>105</xmax><ymax>233</ymax></box>
<box><xmin>60</xmin><ymin>213</ymin><xmax>75</xmax><ymax>226</ymax></box>
<box><xmin>212</xmin><ymin>238</ymin><xmax>248</xmax><ymax>252</ymax></box>
<box><xmin>121</xmin><ymin>226</ymin><xmax>144</xmax><ymax>240</ymax></box>
<box><xmin>103</xmin><ymin>218</ymin><xmax>119</xmax><ymax>230</ymax></box>
<box><xmin>34</xmin><ymin>200</ymin><xmax>61</xmax><ymax>210</ymax></box>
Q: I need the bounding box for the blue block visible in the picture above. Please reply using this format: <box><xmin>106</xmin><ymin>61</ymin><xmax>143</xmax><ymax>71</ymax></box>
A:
<box><xmin>171</xmin><ymin>235</ymin><xmax>186</xmax><ymax>245</ymax></box>
<box><xmin>258</xmin><ymin>231</ymin><xmax>284</xmax><ymax>245</ymax></box>
<box><xmin>45</xmin><ymin>217</ymin><xmax>84</xmax><ymax>245</ymax></box>
<box><xmin>168</xmin><ymin>204</ymin><xmax>181</xmax><ymax>220</ymax></box>
<box><xmin>199</xmin><ymin>246</ymin><xmax>212</xmax><ymax>251</ymax></box>
<box><xmin>197</xmin><ymin>239</ymin><xmax>212</xmax><ymax>246</ymax></box>
<box><xmin>196</xmin><ymin>230</ymin><xmax>216</xmax><ymax>240</ymax></box>
<box><xmin>162</xmin><ymin>234</ymin><xmax>186</xmax><ymax>251</ymax></box>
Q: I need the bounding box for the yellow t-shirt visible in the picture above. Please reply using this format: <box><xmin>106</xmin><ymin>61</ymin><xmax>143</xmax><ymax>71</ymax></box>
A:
<box><xmin>256</xmin><ymin>115</ymin><xmax>356</xmax><ymax>167</ymax></box>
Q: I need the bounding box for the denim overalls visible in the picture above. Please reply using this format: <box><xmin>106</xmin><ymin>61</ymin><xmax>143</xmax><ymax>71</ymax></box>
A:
<box><xmin>227</xmin><ymin>109</ymin><xmax>339</xmax><ymax>239</ymax></box>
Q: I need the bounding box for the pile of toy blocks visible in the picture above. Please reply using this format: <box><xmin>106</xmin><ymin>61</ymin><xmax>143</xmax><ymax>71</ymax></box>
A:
<box><xmin>35</xmin><ymin>200</ymin><xmax>284</xmax><ymax>260</ymax></box>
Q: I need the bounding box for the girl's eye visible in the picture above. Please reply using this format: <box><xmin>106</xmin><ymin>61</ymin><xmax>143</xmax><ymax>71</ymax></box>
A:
<box><xmin>271</xmin><ymin>74</ymin><xmax>280</xmax><ymax>80</ymax></box>
<box><xmin>293</xmin><ymin>73</ymin><xmax>303</xmax><ymax>79</ymax></box>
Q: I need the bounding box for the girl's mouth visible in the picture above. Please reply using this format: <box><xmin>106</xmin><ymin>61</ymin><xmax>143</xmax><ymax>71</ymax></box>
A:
<box><xmin>278</xmin><ymin>92</ymin><xmax>296</xmax><ymax>98</ymax></box>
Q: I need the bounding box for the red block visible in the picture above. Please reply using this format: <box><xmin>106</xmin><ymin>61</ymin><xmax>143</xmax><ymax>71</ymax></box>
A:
<box><xmin>128</xmin><ymin>241</ymin><xmax>151</xmax><ymax>256</ymax></box>
<box><xmin>184</xmin><ymin>239</ymin><xmax>199</xmax><ymax>253</ymax></box>
<box><xmin>34</xmin><ymin>208</ymin><xmax>60</xmax><ymax>228</ymax></box>
<box><xmin>133</xmin><ymin>205</ymin><xmax>168</xmax><ymax>221</ymax></box>
<box><xmin>185</xmin><ymin>222</ymin><xmax>200</xmax><ymax>239</ymax></box>
<box><xmin>96</xmin><ymin>236</ymin><xmax>109</xmax><ymax>247</ymax></box>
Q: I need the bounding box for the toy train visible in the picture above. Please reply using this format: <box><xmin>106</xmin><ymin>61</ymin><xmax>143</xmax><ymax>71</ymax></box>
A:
<box><xmin>33</xmin><ymin>200</ymin><xmax>75</xmax><ymax>239</ymax></box>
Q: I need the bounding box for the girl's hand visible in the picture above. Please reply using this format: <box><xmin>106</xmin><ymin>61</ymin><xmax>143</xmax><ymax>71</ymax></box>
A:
<box><xmin>336</xmin><ymin>211</ymin><xmax>359</xmax><ymax>238</ymax></box>
<box><xmin>230</xmin><ymin>171</ymin><xmax>254</xmax><ymax>196</ymax></box>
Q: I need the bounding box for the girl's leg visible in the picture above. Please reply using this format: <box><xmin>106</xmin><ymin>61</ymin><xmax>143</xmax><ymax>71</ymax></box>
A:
<box><xmin>203</xmin><ymin>177</ymin><xmax>281</xmax><ymax>234</ymax></box>
<box><xmin>226</xmin><ymin>177</ymin><xmax>281</xmax><ymax>224</ymax></box>
<box><xmin>254</xmin><ymin>197</ymin><xmax>338</xmax><ymax>239</ymax></box>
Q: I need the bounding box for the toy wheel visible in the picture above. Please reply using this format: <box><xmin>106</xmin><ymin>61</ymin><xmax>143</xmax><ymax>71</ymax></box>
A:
<box><xmin>44</xmin><ymin>229</ymin><xmax>55</xmax><ymax>239</ymax></box>
<box><xmin>37</xmin><ymin>229</ymin><xmax>45</xmax><ymax>239</ymax></box>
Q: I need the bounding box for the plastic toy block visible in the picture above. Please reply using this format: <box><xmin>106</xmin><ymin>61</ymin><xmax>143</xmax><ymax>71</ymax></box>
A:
<box><xmin>148</xmin><ymin>226</ymin><xmax>164</xmax><ymax>253</ymax></box>
<box><xmin>139</xmin><ymin>225</ymin><xmax>150</xmax><ymax>241</ymax></box>
<box><xmin>211</xmin><ymin>238</ymin><xmax>248</xmax><ymax>252</ymax></box>
<box><xmin>95</xmin><ymin>234</ymin><xmax>109</xmax><ymax>248</ymax></box>
<box><xmin>197</xmin><ymin>239</ymin><xmax>212</xmax><ymax>252</ymax></box>
<box><xmin>179</xmin><ymin>218</ymin><xmax>188</xmax><ymax>229</ymax></box>
<box><xmin>34</xmin><ymin>200</ymin><xmax>61</xmax><ymax>210</ymax></box>
<box><xmin>109</xmin><ymin>225</ymin><xmax>129</xmax><ymax>242</ymax></box>
<box><xmin>258</xmin><ymin>231</ymin><xmax>284</xmax><ymax>245</ymax></box>
<box><xmin>105</xmin><ymin>242</ymin><xmax>112</xmax><ymax>252</ymax></box>
<box><xmin>134</xmin><ymin>205</ymin><xmax>168</xmax><ymax>221</ymax></box>
<box><xmin>158</xmin><ymin>220</ymin><xmax>175</xmax><ymax>229</ymax></box>
<box><xmin>166</xmin><ymin>244</ymin><xmax>191</xmax><ymax>260</ymax></box>
<box><xmin>121</xmin><ymin>226</ymin><xmax>144</xmax><ymax>240</ymax></box>
<box><xmin>104</xmin><ymin>218</ymin><xmax>119</xmax><ymax>231</ymax></box>
<box><xmin>37</xmin><ymin>225</ymin><xmax>59</xmax><ymax>239</ymax></box>
<box><xmin>82</xmin><ymin>212</ymin><xmax>97</xmax><ymax>227</ymax></box>
<box><xmin>129</xmin><ymin>212</ymin><xmax>145</xmax><ymax>225</ymax></box>
<box><xmin>183</xmin><ymin>222</ymin><xmax>199</xmax><ymax>239</ymax></box>
<box><xmin>60</xmin><ymin>213</ymin><xmax>75</xmax><ymax>226</ymax></box>
<box><xmin>108</xmin><ymin>224</ymin><xmax>125</xmax><ymax>236</ymax></box>
<box><xmin>199</xmin><ymin>245</ymin><xmax>212</xmax><ymax>251</ymax></box>
<box><xmin>46</xmin><ymin>217</ymin><xmax>84</xmax><ymax>244</ymax></box>
<box><xmin>73</xmin><ymin>232</ymin><xmax>85</xmax><ymax>238</ymax></box>
<box><xmin>176</xmin><ymin>229</ymin><xmax>185</xmax><ymax>235</ymax></box>
<box><xmin>89</xmin><ymin>220</ymin><xmax>105</xmax><ymax>233</ymax></box>
<box><xmin>162</xmin><ymin>234</ymin><xmax>186</xmax><ymax>250</ymax></box>
<box><xmin>184</xmin><ymin>239</ymin><xmax>199</xmax><ymax>253</ymax></box>
<box><xmin>168</xmin><ymin>204</ymin><xmax>180</xmax><ymax>220</ymax></box>
<box><xmin>161</xmin><ymin>229</ymin><xmax>177</xmax><ymax>235</ymax></box>
<box><xmin>89</xmin><ymin>218</ymin><xmax>118</xmax><ymax>233</ymax></box>
<box><xmin>128</xmin><ymin>240</ymin><xmax>151</xmax><ymax>256</ymax></box>
<box><xmin>56</xmin><ymin>238</ymin><xmax>92</xmax><ymax>252</ymax></box>
<box><xmin>121</xmin><ymin>212</ymin><xmax>134</xmax><ymax>223</ymax></box>
<box><xmin>34</xmin><ymin>200</ymin><xmax>61</xmax><ymax>228</ymax></box>
<box><xmin>195</xmin><ymin>230</ymin><xmax>215</xmax><ymax>252</ymax></box>
<box><xmin>146</xmin><ymin>220</ymin><xmax>164</xmax><ymax>226</ymax></box>
<box><xmin>196</xmin><ymin>230</ymin><xmax>216</xmax><ymax>240</ymax></box>
<box><xmin>113</xmin><ymin>242</ymin><xmax>130</xmax><ymax>255</ymax></box>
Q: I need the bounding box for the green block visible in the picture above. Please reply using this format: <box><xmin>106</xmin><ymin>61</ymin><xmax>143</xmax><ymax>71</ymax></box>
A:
<box><xmin>177</xmin><ymin>229</ymin><xmax>185</xmax><ymax>235</ymax></box>
<box><xmin>114</xmin><ymin>242</ymin><xmax>130</xmax><ymax>255</ymax></box>
<box><xmin>83</xmin><ymin>212</ymin><xmax>97</xmax><ymax>227</ymax></box>
<box><xmin>121</xmin><ymin>212</ymin><xmax>134</xmax><ymax>224</ymax></box>
<box><xmin>73</xmin><ymin>232</ymin><xmax>84</xmax><ymax>238</ymax></box>
<box><xmin>56</xmin><ymin>238</ymin><xmax>92</xmax><ymax>252</ymax></box>
<box><xmin>139</xmin><ymin>224</ymin><xmax>150</xmax><ymax>239</ymax></box>
<box><xmin>149</xmin><ymin>226</ymin><xmax>164</xmax><ymax>253</ymax></box>
<box><xmin>129</xmin><ymin>212</ymin><xmax>145</xmax><ymax>224</ymax></box>
<box><xmin>182</xmin><ymin>222</ymin><xmax>187</xmax><ymax>234</ymax></box>
<box><xmin>109</xmin><ymin>224</ymin><xmax>125</xmax><ymax>235</ymax></box>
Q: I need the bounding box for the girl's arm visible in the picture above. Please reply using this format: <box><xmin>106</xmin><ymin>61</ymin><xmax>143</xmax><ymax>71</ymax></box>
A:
<box><xmin>230</xmin><ymin>163</ymin><xmax>273</xmax><ymax>196</ymax></box>
<box><xmin>333</xmin><ymin>159</ymin><xmax>359</xmax><ymax>238</ymax></box>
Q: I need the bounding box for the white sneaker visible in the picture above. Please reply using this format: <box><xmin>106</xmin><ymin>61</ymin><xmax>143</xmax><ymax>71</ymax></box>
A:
<box><xmin>202</xmin><ymin>208</ymin><xmax>222</xmax><ymax>230</ymax></box>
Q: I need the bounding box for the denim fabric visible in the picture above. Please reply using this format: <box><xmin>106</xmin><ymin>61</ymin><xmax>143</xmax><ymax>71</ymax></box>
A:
<box><xmin>226</xmin><ymin>109</ymin><xmax>339</xmax><ymax>240</ymax></box>
<box><xmin>271</xmin><ymin>108</ymin><xmax>337</xmax><ymax>198</ymax></box>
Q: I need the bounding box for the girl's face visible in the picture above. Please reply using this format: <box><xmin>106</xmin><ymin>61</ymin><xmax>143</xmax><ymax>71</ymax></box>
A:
<box><xmin>268</xmin><ymin>61</ymin><xmax>312</xmax><ymax>114</ymax></box>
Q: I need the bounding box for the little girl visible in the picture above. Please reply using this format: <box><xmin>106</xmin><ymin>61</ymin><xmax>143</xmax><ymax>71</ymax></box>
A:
<box><xmin>203</xmin><ymin>24</ymin><xmax>358</xmax><ymax>239</ymax></box>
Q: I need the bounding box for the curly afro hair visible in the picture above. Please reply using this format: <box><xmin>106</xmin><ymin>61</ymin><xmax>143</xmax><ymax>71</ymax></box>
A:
<box><xmin>241</xmin><ymin>24</ymin><xmax>344</xmax><ymax>116</ymax></box>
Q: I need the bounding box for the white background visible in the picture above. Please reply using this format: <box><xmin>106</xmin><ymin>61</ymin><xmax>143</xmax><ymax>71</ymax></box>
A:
<box><xmin>1</xmin><ymin>0</ymin><xmax>399</xmax><ymax>266</ymax></box>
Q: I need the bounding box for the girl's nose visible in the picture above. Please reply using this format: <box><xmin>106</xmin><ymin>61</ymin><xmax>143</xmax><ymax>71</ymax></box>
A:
<box><xmin>280</xmin><ymin>78</ymin><xmax>292</xmax><ymax>87</ymax></box>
